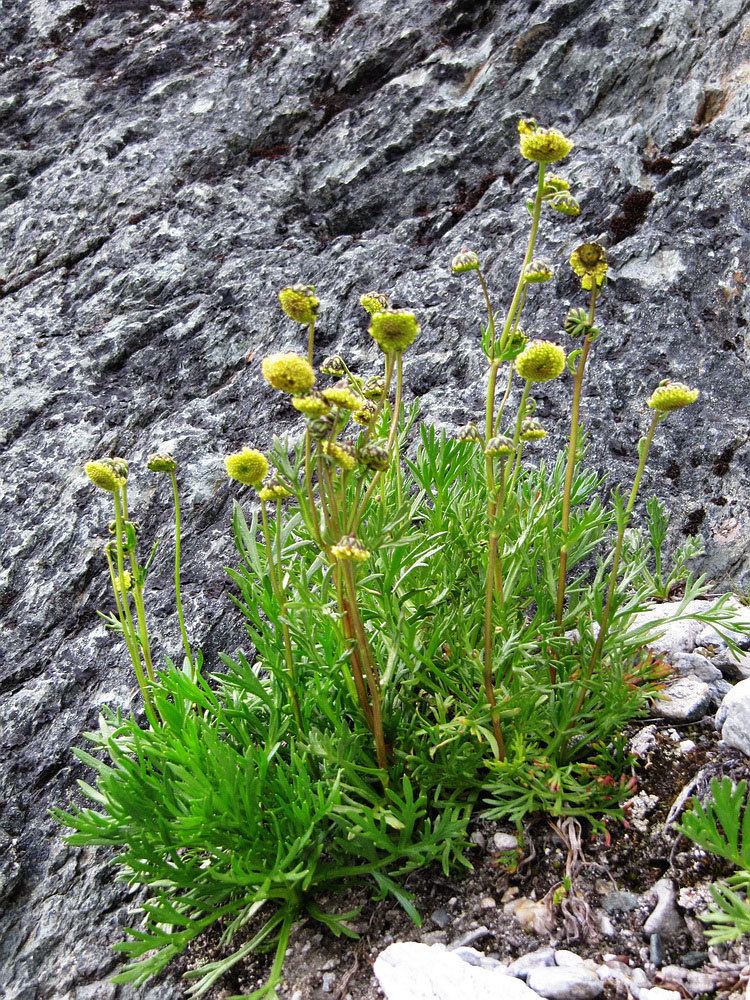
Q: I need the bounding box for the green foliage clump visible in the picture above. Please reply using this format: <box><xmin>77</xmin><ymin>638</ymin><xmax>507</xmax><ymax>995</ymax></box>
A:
<box><xmin>56</xmin><ymin>122</ymin><xmax>749</xmax><ymax>997</ymax></box>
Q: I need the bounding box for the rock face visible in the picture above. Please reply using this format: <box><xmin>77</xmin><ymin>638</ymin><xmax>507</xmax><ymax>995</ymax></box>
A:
<box><xmin>1</xmin><ymin>1</ymin><xmax>750</xmax><ymax>998</ymax></box>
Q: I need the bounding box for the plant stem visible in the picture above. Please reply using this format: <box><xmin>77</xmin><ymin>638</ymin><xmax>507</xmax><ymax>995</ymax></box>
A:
<box><xmin>307</xmin><ymin>319</ymin><xmax>315</xmax><ymax>366</ymax></box>
<box><xmin>387</xmin><ymin>352</ymin><xmax>404</xmax><ymax>506</ymax></box>
<box><xmin>573</xmin><ymin>410</ymin><xmax>664</xmax><ymax>718</ymax></box>
<box><xmin>555</xmin><ymin>284</ymin><xmax>598</xmax><ymax>630</ymax></box>
<box><xmin>261</xmin><ymin>500</ymin><xmax>304</xmax><ymax>734</ymax></box>
<box><xmin>477</xmin><ymin>266</ymin><xmax>495</xmax><ymax>362</ymax></box>
<box><xmin>112</xmin><ymin>490</ymin><xmax>155</xmax><ymax>719</ymax></box>
<box><xmin>169</xmin><ymin>470</ymin><xmax>194</xmax><ymax>677</ymax></box>
<box><xmin>341</xmin><ymin>560</ymin><xmax>388</xmax><ymax>776</ymax></box>
<box><xmin>351</xmin><ymin>353</ymin><xmax>397</xmax><ymax>532</ymax></box>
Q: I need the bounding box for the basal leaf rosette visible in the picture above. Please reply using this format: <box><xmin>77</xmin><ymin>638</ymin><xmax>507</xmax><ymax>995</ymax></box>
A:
<box><xmin>518</xmin><ymin>119</ymin><xmax>574</xmax><ymax>164</ymax></box>
<box><xmin>262</xmin><ymin>352</ymin><xmax>316</xmax><ymax>394</ymax></box>
<box><xmin>225</xmin><ymin>448</ymin><xmax>269</xmax><ymax>486</ymax></box>
<box><xmin>646</xmin><ymin>380</ymin><xmax>699</xmax><ymax>412</ymax></box>
<box><xmin>515</xmin><ymin>340</ymin><xmax>566</xmax><ymax>383</ymax></box>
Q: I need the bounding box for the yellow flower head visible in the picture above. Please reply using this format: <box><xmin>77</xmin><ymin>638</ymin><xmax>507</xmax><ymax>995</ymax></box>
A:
<box><xmin>278</xmin><ymin>284</ymin><xmax>319</xmax><ymax>324</ymax></box>
<box><xmin>320</xmin><ymin>355</ymin><xmax>347</xmax><ymax>376</ymax></box>
<box><xmin>545</xmin><ymin>175</ymin><xmax>570</xmax><ymax>192</ymax></box>
<box><xmin>262</xmin><ymin>352</ymin><xmax>315</xmax><ymax>394</ymax></box>
<box><xmin>257</xmin><ymin>477</ymin><xmax>293</xmax><ymax>502</ymax></box>
<box><xmin>331</xmin><ymin>535</ymin><xmax>370</xmax><ymax>562</ymax></box>
<box><xmin>358</xmin><ymin>442</ymin><xmax>390</xmax><ymax>471</ymax></box>
<box><xmin>85</xmin><ymin>459</ymin><xmax>125</xmax><ymax>493</ymax></box>
<box><xmin>362</xmin><ymin>375</ymin><xmax>386</xmax><ymax>401</ymax></box>
<box><xmin>549</xmin><ymin>193</ymin><xmax>580</xmax><ymax>216</ymax></box>
<box><xmin>147</xmin><ymin>452</ymin><xmax>177</xmax><ymax>474</ymax></box>
<box><xmin>451</xmin><ymin>250</ymin><xmax>480</xmax><ymax>275</ymax></box>
<box><xmin>515</xmin><ymin>340</ymin><xmax>566</xmax><ymax>382</ymax></box>
<box><xmin>353</xmin><ymin>400</ymin><xmax>377</xmax><ymax>425</ymax></box>
<box><xmin>360</xmin><ymin>292</ymin><xmax>389</xmax><ymax>315</ymax></box>
<box><xmin>225</xmin><ymin>448</ymin><xmax>269</xmax><ymax>486</ymax></box>
<box><xmin>523</xmin><ymin>259</ymin><xmax>554</xmax><ymax>283</ymax></box>
<box><xmin>458</xmin><ymin>422</ymin><xmax>483</xmax><ymax>444</ymax></box>
<box><xmin>569</xmin><ymin>243</ymin><xmax>608</xmax><ymax>290</ymax></box>
<box><xmin>114</xmin><ymin>570</ymin><xmax>133</xmax><ymax>593</ymax></box>
<box><xmin>320</xmin><ymin>440</ymin><xmax>356</xmax><ymax>471</ymax></box>
<box><xmin>518</xmin><ymin>119</ymin><xmax>573</xmax><ymax>164</ymax></box>
<box><xmin>291</xmin><ymin>389</ymin><xmax>331</xmax><ymax>418</ymax></box>
<box><xmin>485</xmin><ymin>435</ymin><xmax>515</xmax><ymax>457</ymax></box>
<box><xmin>322</xmin><ymin>383</ymin><xmax>364</xmax><ymax>411</ymax></box>
<box><xmin>369</xmin><ymin>309</ymin><xmax>420</xmax><ymax>353</ymax></box>
<box><xmin>646</xmin><ymin>380</ymin><xmax>699</xmax><ymax>412</ymax></box>
<box><xmin>520</xmin><ymin>418</ymin><xmax>546</xmax><ymax>441</ymax></box>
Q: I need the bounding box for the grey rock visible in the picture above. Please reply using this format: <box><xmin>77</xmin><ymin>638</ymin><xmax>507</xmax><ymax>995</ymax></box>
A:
<box><xmin>717</xmin><ymin>677</ymin><xmax>750</xmax><ymax>755</ymax></box>
<box><xmin>450</xmin><ymin>925</ymin><xmax>492</xmax><ymax>949</ymax></box>
<box><xmin>652</xmin><ymin>676</ymin><xmax>713</xmax><ymax>721</ymax></box>
<box><xmin>554</xmin><ymin>950</ymin><xmax>585</xmax><ymax>967</ymax></box>
<box><xmin>643</xmin><ymin>879</ymin><xmax>685</xmax><ymax>940</ymax></box>
<box><xmin>493</xmin><ymin>831</ymin><xmax>519</xmax><ymax>852</ymax></box>
<box><xmin>670</xmin><ymin>651</ymin><xmax>722</xmax><ymax>682</ymax></box>
<box><xmin>453</xmin><ymin>946</ymin><xmax>504</xmax><ymax>970</ymax></box>
<box><xmin>602</xmin><ymin>890</ymin><xmax>641</xmax><ymax>913</ymax></box>
<box><xmin>430</xmin><ymin>908</ymin><xmax>453</xmax><ymax>929</ymax></box>
<box><xmin>374</xmin><ymin>942</ymin><xmax>539</xmax><ymax>1000</ymax></box>
<box><xmin>3</xmin><ymin>0</ymin><xmax>750</xmax><ymax>996</ymax></box>
<box><xmin>526</xmin><ymin>965</ymin><xmax>604</xmax><ymax>999</ymax></box>
<box><xmin>507</xmin><ymin>947</ymin><xmax>557</xmax><ymax>978</ymax></box>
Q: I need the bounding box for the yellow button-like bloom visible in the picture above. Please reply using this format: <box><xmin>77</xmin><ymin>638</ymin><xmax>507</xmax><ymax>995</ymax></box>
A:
<box><xmin>520</xmin><ymin>418</ymin><xmax>546</xmax><ymax>441</ymax></box>
<box><xmin>257</xmin><ymin>478</ymin><xmax>292</xmax><ymax>502</ymax></box>
<box><xmin>360</xmin><ymin>292</ymin><xmax>389</xmax><ymax>315</ymax></box>
<box><xmin>515</xmin><ymin>340</ymin><xmax>566</xmax><ymax>382</ymax></box>
<box><xmin>147</xmin><ymin>452</ymin><xmax>177</xmax><ymax>474</ymax></box>
<box><xmin>278</xmin><ymin>284</ymin><xmax>319</xmax><ymax>324</ymax></box>
<box><xmin>292</xmin><ymin>390</ymin><xmax>330</xmax><ymax>418</ymax></box>
<box><xmin>369</xmin><ymin>309</ymin><xmax>420</xmax><ymax>353</ymax></box>
<box><xmin>646</xmin><ymin>381</ymin><xmax>699</xmax><ymax>412</ymax></box>
<box><xmin>518</xmin><ymin>119</ymin><xmax>573</xmax><ymax>164</ymax></box>
<box><xmin>331</xmin><ymin>535</ymin><xmax>370</xmax><ymax>562</ymax></box>
<box><xmin>569</xmin><ymin>243</ymin><xmax>608</xmax><ymax>290</ymax></box>
<box><xmin>85</xmin><ymin>460</ymin><xmax>125</xmax><ymax>492</ymax></box>
<box><xmin>322</xmin><ymin>384</ymin><xmax>363</xmax><ymax>411</ymax></box>
<box><xmin>485</xmin><ymin>435</ymin><xmax>515</xmax><ymax>456</ymax></box>
<box><xmin>451</xmin><ymin>250</ymin><xmax>480</xmax><ymax>275</ymax></box>
<box><xmin>225</xmin><ymin>448</ymin><xmax>269</xmax><ymax>486</ymax></box>
<box><xmin>262</xmin><ymin>352</ymin><xmax>315</xmax><ymax>394</ymax></box>
<box><xmin>320</xmin><ymin>440</ymin><xmax>356</xmax><ymax>470</ymax></box>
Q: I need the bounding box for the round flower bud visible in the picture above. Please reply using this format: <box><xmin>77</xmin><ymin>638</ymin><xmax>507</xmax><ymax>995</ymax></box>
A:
<box><xmin>262</xmin><ymin>352</ymin><xmax>316</xmax><ymax>394</ymax></box>
<box><xmin>362</xmin><ymin>375</ymin><xmax>386</xmax><ymax>401</ymax></box>
<box><xmin>369</xmin><ymin>309</ymin><xmax>420</xmax><ymax>353</ymax></box>
<box><xmin>549</xmin><ymin>193</ymin><xmax>580</xmax><ymax>216</ymax></box>
<box><xmin>292</xmin><ymin>389</ymin><xmax>331</xmax><ymax>418</ymax></box>
<box><xmin>85</xmin><ymin>459</ymin><xmax>124</xmax><ymax>493</ymax></box>
<box><xmin>520</xmin><ymin>418</ymin><xmax>546</xmax><ymax>441</ymax></box>
<box><xmin>458</xmin><ymin>422</ymin><xmax>483</xmax><ymax>443</ymax></box>
<box><xmin>569</xmin><ymin>243</ymin><xmax>608</xmax><ymax>290</ymax></box>
<box><xmin>360</xmin><ymin>292</ymin><xmax>389</xmax><ymax>315</ymax></box>
<box><xmin>320</xmin><ymin>355</ymin><xmax>347</xmax><ymax>376</ymax></box>
<box><xmin>515</xmin><ymin>340</ymin><xmax>566</xmax><ymax>382</ymax></box>
<box><xmin>330</xmin><ymin>535</ymin><xmax>370</xmax><ymax>562</ymax></box>
<box><xmin>322</xmin><ymin>382</ymin><xmax>364</xmax><ymax>411</ymax></box>
<box><xmin>507</xmin><ymin>328</ymin><xmax>529</xmax><ymax>353</ymax></box>
<box><xmin>353</xmin><ymin>400</ymin><xmax>378</xmax><ymax>425</ymax></box>
<box><xmin>451</xmin><ymin>250</ymin><xmax>480</xmax><ymax>275</ymax></box>
<box><xmin>308</xmin><ymin>413</ymin><xmax>337</xmax><ymax>439</ymax></box>
<box><xmin>646</xmin><ymin>380</ymin><xmax>699</xmax><ymax>412</ymax></box>
<box><xmin>257</xmin><ymin>477</ymin><xmax>292</xmax><ymax>502</ymax></box>
<box><xmin>485</xmin><ymin>435</ymin><xmax>515</xmax><ymax>457</ymax></box>
<box><xmin>358</xmin><ymin>442</ymin><xmax>390</xmax><ymax>472</ymax></box>
<box><xmin>147</xmin><ymin>452</ymin><xmax>177</xmax><ymax>474</ymax></box>
<box><xmin>225</xmin><ymin>448</ymin><xmax>269</xmax><ymax>487</ymax></box>
<box><xmin>544</xmin><ymin>175</ymin><xmax>570</xmax><ymax>192</ymax></box>
<box><xmin>523</xmin><ymin>259</ymin><xmax>554</xmax><ymax>283</ymax></box>
<box><xmin>111</xmin><ymin>458</ymin><xmax>129</xmax><ymax>481</ymax></box>
<box><xmin>518</xmin><ymin>119</ymin><xmax>573</xmax><ymax>164</ymax></box>
<box><xmin>278</xmin><ymin>284</ymin><xmax>319</xmax><ymax>324</ymax></box>
<box><xmin>321</xmin><ymin>440</ymin><xmax>356</xmax><ymax>471</ymax></box>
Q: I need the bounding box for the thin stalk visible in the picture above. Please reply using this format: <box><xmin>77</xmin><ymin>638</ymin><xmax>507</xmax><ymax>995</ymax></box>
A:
<box><xmin>112</xmin><ymin>490</ymin><xmax>155</xmax><ymax>719</ymax></box>
<box><xmin>307</xmin><ymin>319</ymin><xmax>315</xmax><ymax>366</ymax></box>
<box><xmin>387</xmin><ymin>352</ymin><xmax>404</xmax><ymax>506</ymax></box>
<box><xmin>104</xmin><ymin>545</ymin><xmax>150</xmax><ymax>703</ymax></box>
<box><xmin>350</xmin><ymin>353</ymin><xmax>397</xmax><ymax>532</ymax></box>
<box><xmin>358</xmin><ymin>352</ymin><xmax>395</xmax><ymax>451</ymax></box>
<box><xmin>336</xmin><ymin>565</ymin><xmax>374</xmax><ymax>729</ymax></box>
<box><xmin>304</xmin><ymin>430</ymin><xmax>326</xmax><ymax>551</ymax></box>
<box><xmin>169</xmin><ymin>470</ymin><xmax>194</xmax><ymax>677</ymax></box>
<box><xmin>483</xmin><ymin>530</ymin><xmax>506</xmax><ymax>761</ymax></box>
<box><xmin>555</xmin><ymin>284</ymin><xmax>598</xmax><ymax>630</ymax></box>
<box><xmin>477</xmin><ymin>266</ymin><xmax>495</xmax><ymax>362</ymax></box>
<box><xmin>494</xmin><ymin>363</ymin><xmax>515</xmax><ymax>436</ymax></box>
<box><xmin>342</xmin><ymin>560</ymin><xmax>388</xmax><ymax>776</ymax></box>
<box><xmin>261</xmin><ymin>500</ymin><xmax>304</xmax><ymax>734</ymax></box>
<box><xmin>572</xmin><ymin>410</ymin><xmax>663</xmax><ymax>718</ymax></box>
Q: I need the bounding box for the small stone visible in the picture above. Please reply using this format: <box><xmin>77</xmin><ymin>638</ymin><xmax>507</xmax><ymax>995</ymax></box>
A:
<box><xmin>452</xmin><ymin>946</ymin><xmax>504</xmax><ymax>970</ymax></box>
<box><xmin>374</xmin><ymin>942</ymin><xmax>540</xmax><ymax>1000</ymax></box>
<box><xmin>471</xmin><ymin>831</ymin><xmax>487</xmax><ymax>849</ymax></box>
<box><xmin>479</xmin><ymin>896</ymin><xmax>497</xmax><ymax>909</ymax></box>
<box><xmin>678</xmin><ymin>739</ymin><xmax>696</xmax><ymax>753</ymax></box>
<box><xmin>670</xmin><ymin>651</ymin><xmax>722</xmax><ymax>682</ymax></box>
<box><xmin>680</xmin><ymin>950</ymin><xmax>708</xmax><ymax>969</ymax></box>
<box><xmin>555</xmin><ymin>950</ymin><xmax>585</xmax><ymax>966</ymax></box>
<box><xmin>504</xmin><ymin>897</ymin><xmax>555</xmax><ymax>934</ymax></box>
<box><xmin>507</xmin><ymin>947</ymin><xmax>557</xmax><ymax>978</ymax></box>
<box><xmin>602</xmin><ymin>891</ymin><xmax>640</xmax><ymax>913</ymax></box>
<box><xmin>643</xmin><ymin>879</ymin><xmax>685</xmax><ymax>939</ymax></box>
<box><xmin>526</xmin><ymin>965</ymin><xmax>604</xmax><ymax>999</ymax></box>
<box><xmin>629</xmin><ymin>724</ymin><xmax>658</xmax><ymax>758</ymax></box>
<box><xmin>649</xmin><ymin>932</ymin><xmax>665</xmax><ymax>967</ymax></box>
<box><xmin>451</xmin><ymin>926</ymin><xmax>492</xmax><ymax>949</ymax></box>
<box><xmin>652</xmin><ymin>677</ymin><xmax>712</xmax><ymax>721</ymax></box>
<box><xmin>717</xmin><ymin>678</ymin><xmax>750</xmax><ymax>756</ymax></box>
<box><xmin>493</xmin><ymin>832</ymin><xmax>519</xmax><ymax>851</ymax></box>
<box><xmin>430</xmin><ymin>908</ymin><xmax>453</xmax><ymax>929</ymax></box>
<box><xmin>321</xmin><ymin>971</ymin><xmax>337</xmax><ymax>993</ymax></box>
<box><xmin>596</xmin><ymin>911</ymin><xmax>616</xmax><ymax>937</ymax></box>
<box><xmin>640</xmin><ymin>990</ymin><xmax>680</xmax><ymax>1000</ymax></box>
